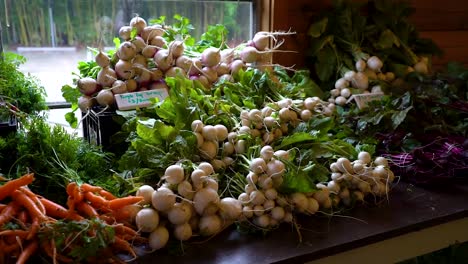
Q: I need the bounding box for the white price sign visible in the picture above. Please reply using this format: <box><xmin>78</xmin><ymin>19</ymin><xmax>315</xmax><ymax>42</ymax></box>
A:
<box><xmin>114</xmin><ymin>89</ymin><xmax>169</xmax><ymax>110</ymax></box>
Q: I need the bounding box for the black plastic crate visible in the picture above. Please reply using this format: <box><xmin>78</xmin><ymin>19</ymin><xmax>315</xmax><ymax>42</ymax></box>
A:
<box><xmin>0</xmin><ymin>114</ymin><xmax>18</xmax><ymax>138</ymax></box>
<box><xmin>82</xmin><ymin>106</ymin><xmax>122</xmax><ymax>150</ymax></box>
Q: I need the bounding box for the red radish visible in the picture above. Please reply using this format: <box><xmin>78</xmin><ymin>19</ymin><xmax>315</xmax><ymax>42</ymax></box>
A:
<box><xmin>153</xmin><ymin>49</ymin><xmax>174</xmax><ymax>71</ymax></box>
<box><xmin>114</xmin><ymin>59</ymin><xmax>135</xmax><ymax>80</ymax></box>
<box><xmin>95</xmin><ymin>51</ymin><xmax>110</xmax><ymax>68</ymax></box>
<box><xmin>111</xmin><ymin>80</ymin><xmax>127</xmax><ymax>94</ymax></box>
<box><xmin>125</xmin><ymin>79</ymin><xmax>138</xmax><ymax>92</ymax></box>
<box><xmin>129</xmin><ymin>15</ymin><xmax>147</xmax><ymax>34</ymax></box>
<box><xmin>77</xmin><ymin>77</ymin><xmax>98</xmax><ymax>95</ymax></box>
<box><xmin>97</xmin><ymin>67</ymin><xmax>117</xmax><ymax>88</ymax></box>
<box><xmin>78</xmin><ymin>95</ymin><xmax>94</xmax><ymax>112</ymax></box>
<box><xmin>201</xmin><ymin>47</ymin><xmax>221</xmax><ymax>67</ymax></box>
<box><xmin>95</xmin><ymin>89</ymin><xmax>115</xmax><ymax>106</ymax></box>
<box><xmin>117</xmin><ymin>41</ymin><xmax>137</xmax><ymax>61</ymax></box>
<box><xmin>119</xmin><ymin>26</ymin><xmax>132</xmax><ymax>40</ymax></box>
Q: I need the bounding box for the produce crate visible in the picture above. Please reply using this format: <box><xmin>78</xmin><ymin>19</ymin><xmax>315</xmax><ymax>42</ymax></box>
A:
<box><xmin>0</xmin><ymin>114</ymin><xmax>17</xmax><ymax>137</ymax></box>
<box><xmin>82</xmin><ymin>106</ymin><xmax>122</xmax><ymax>150</ymax></box>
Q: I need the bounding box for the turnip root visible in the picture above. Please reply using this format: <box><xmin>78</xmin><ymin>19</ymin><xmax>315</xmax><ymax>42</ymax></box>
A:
<box><xmin>193</xmin><ymin>188</ymin><xmax>220</xmax><ymax>215</ymax></box>
<box><xmin>129</xmin><ymin>15</ymin><xmax>147</xmax><ymax>34</ymax></box>
<box><xmin>95</xmin><ymin>51</ymin><xmax>110</xmax><ymax>68</ymax></box>
<box><xmin>141</xmin><ymin>25</ymin><xmax>165</xmax><ymax>42</ymax></box>
<box><xmin>97</xmin><ymin>67</ymin><xmax>117</xmax><ymax>88</ymax></box>
<box><xmin>174</xmin><ymin>223</ymin><xmax>192</xmax><ymax>241</ymax></box>
<box><xmin>367</xmin><ymin>56</ymin><xmax>383</xmax><ymax>72</ymax></box>
<box><xmin>125</xmin><ymin>79</ymin><xmax>138</xmax><ymax>92</ymax></box>
<box><xmin>168</xmin><ymin>202</ymin><xmax>192</xmax><ymax>225</ymax></box>
<box><xmin>219</xmin><ymin>197</ymin><xmax>242</xmax><ymax>220</ymax></box>
<box><xmin>153</xmin><ymin>49</ymin><xmax>174</xmax><ymax>72</ymax></box>
<box><xmin>152</xmin><ymin>187</ymin><xmax>176</xmax><ymax>212</ymax></box>
<box><xmin>198</xmin><ymin>214</ymin><xmax>222</xmax><ymax>236</ymax></box>
<box><xmin>111</xmin><ymin>80</ymin><xmax>128</xmax><ymax>94</ymax></box>
<box><xmin>136</xmin><ymin>185</ymin><xmax>155</xmax><ymax>205</ymax></box>
<box><xmin>351</xmin><ymin>72</ymin><xmax>369</xmax><ymax>90</ymax></box>
<box><xmin>117</xmin><ymin>41</ymin><xmax>137</xmax><ymax>61</ymax></box>
<box><xmin>164</xmin><ymin>164</ymin><xmax>185</xmax><ymax>185</ymax></box>
<box><xmin>114</xmin><ymin>59</ymin><xmax>135</xmax><ymax>80</ymax></box>
<box><xmin>77</xmin><ymin>77</ymin><xmax>98</xmax><ymax>96</ymax></box>
<box><xmin>169</xmin><ymin>40</ymin><xmax>185</xmax><ymax>58</ymax></box>
<box><xmin>96</xmin><ymin>89</ymin><xmax>115</xmax><ymax>106</ymax></box>
<box><xmin>119</xmin><ymin>26</ymin><xmax>132</xmax><ymax>40</ymax></box>
<box><xmin>355</xmin><ymin>59</ymin><xmax>366</xmax><ymax>72</ymax></box>
<box><xmin>165</xmin><ymin>67</ymin><xmax>186</xmax><ymax>78</ymax></box>
<box><xmin>135</xmin><ymin>208</ymin><xmax>159</xmax><ymax>232</ymax></box>
<box><xmin>78</xmin><ymin>95</ymin><xmax>94</xmax><ymax>112</ymax></box>
<box><xmin>414</xmin><ymin>61</ymin><xmax>428</xmax><ymax>74</ymax></box>
<box><xmin>230</xmin><ymin>59</ymin><xmax>246</xmax><ymax>76</ymax></box>
<box><xmin>149</xmin><ymin>226</ymin><xmax>169</xmax><ymax>250</ymax></box>
<box><xmin>201</xmin><ymin>47</ymin><xmax>221</xmax><ymax>67</ymax></box>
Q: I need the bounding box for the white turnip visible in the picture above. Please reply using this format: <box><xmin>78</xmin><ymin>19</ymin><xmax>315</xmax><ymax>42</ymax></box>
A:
<box><xmin>95</xmin><ymin>89</ymin><xmax>115</xmax><ymax>106</ymax></box>
<box><xmin>135</xmin><ymin>207</ymin><xmax>159</xmax><ymax>232</ymax></box>
<box><xmin>77</xmin><ymin>77</ymin><xmax>98</xmax><ymax>96</ymax></box>
<box><xmin>149</xmin><ymin>226</ymin><xmax>169</xmax><ymax>250</ymax></box>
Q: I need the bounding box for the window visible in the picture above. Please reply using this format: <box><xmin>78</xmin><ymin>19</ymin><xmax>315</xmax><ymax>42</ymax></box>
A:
<box><xmin>0</xmin><ymin>0</ymin><xmax>255</xmax><ymax>133</ymax></box>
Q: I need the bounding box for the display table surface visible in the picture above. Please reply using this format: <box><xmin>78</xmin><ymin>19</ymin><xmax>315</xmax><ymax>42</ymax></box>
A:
<box><xmin>135</xmin><ymin>182</ymin><xmax>468</xmax><ymax>264</ymax></box>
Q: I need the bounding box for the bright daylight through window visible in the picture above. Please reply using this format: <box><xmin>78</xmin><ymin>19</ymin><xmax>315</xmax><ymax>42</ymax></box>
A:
<box><xmin>0</xmin><ymin>0</ymin><xmax>254</xmax><ymax>133</ymax></box>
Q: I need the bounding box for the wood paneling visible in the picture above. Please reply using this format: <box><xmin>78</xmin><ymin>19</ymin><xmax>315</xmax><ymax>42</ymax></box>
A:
<box><xmin>269</xmin><ymin>0</ymin><xmax>468</xmax><ymax>69</ymax></box>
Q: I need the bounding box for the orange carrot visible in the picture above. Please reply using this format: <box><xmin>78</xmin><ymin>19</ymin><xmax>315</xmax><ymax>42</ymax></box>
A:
<box><xmin>39</xmin><ymin>197</ymin><xmax>83</xmax><ymax>221</ymax></box>
<box><xmin>99</xmin><ymin>189</ymin><xmax>117</xmax><ymax>200</ymax></box>
<box><xmin>76</xmin><ymin>202</ymin><xmax>98</xmax><ymax>218</ymax></box>
<box><xmin>0</xmin><ymin>173</ymin><xmax>34</xmax><ymax>201</ymax></box>
<box><xmin>20</xmin><ymin>186</ymin><xmax>46</xmax><ymax>214</ymax></box>
<box><xmin>112</xmin><ymin>236</ymin><xmax>137</xmax><ymax>260</ymax></box>
<box><xmin>11</xmin><ymin>190</ymin><xmax>47</xmax><ymax>221</ymax></box>
<box><xmin>17</xmin><ymin>209</ymin><xmax>29</xmax><ymax>224</ymax></box>
<box><xmin>27</xmin><ymin>216</ymin><xmax>40</xmax><ymax>240</ymax></box>
<box><xmin>0</xmin><ymin>202</ymin><xmax>20</xmax><ymax>226</ymax></box>
<box><xmin>108</xmin><ymin>196</ymin><xmax>144</xmax><ymax>211</ymax></box>
<box><xmin>16</xmin><ymin>240</ymin><xmax>38</xmax><ymax>264</ymax></box>
<box><xmin>0</xmin><ymin>229</ymin><xmax>29</xmax><ymax>238</ymax></box>
<box><xmin>80</xmin><ymin>183</ymin><xmax>103</xmax><ymax>193</ymax></box>
<box><xmin>0</xmin><ymin>203</ymin><xmax>7</xmax><ymax>211</ymax></box>
<box><xmin>84</xmin><ymin>191</ymin><xmax>109</xmax><ymax>208</ymax></box>
<box><xmin>113</xmin><ymin>224</ymin><xmax>139</xmax><ymax>237</ymax></box>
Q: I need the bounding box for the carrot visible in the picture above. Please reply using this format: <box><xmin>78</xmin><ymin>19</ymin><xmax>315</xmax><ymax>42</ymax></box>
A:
<box><xmin>20</xmin><ymin>186</ymin><xmax>46</xmax><ymax>214</ymax></box>
<box><xmin>2</xmin><ymin>240</ymin><xmax>21</xmax><ymax>254</ymax></box>
<box><xmin>84</xmin><ymin>191</ymin><xmax>109</xmax><ymax>208</ymax></box>
<box><xmin>11</xmin><ymin>190</ymin><xmax>47</xmax><ymax>221</ymax></box>
<box><xmin>113</xmin><ymin>224</ymin><xmax>139</xmax><ymax>237</ymax></box>
<box><xmin>108</xmin><ymin>196</ymin><xmax>144</xmax><ymax>211</ymax></box>
<box><xmin>80</xmin><ymin>183</ymin><xmax>103</xmax><ymax>193</ymax></box>
<box><xmin>76</xmin><ymin>202</ymin><xmax>98</xmax><ymax>218</ymax></box>
<box><xmin>99</xmin><ymin>189</ymin><xmax>117</xmax><ymax>200</ymax></box>
<box><xmin>27</xmin><ymin>217</ymin><xmax>40</xmax><ymax>240</ymax></box>
<box><xmin>0</xmin><ymin>229</ymin><xmax>29</xmax><ymax>238</ymax></box>
<box><xmin>39</xmin><ymin>197</ymin><xmax>83</xmax><ymax>221</ymax></box>
<box><xmin>16</xmin><ymin>240</ymin><xmax>38</xmax><ymax>264</ymax></box>
<box><xmin>111</xmin><ymin>236</ymin><xmax>137</xmax><ymax>260</ymax></box>
<box><xmin>0</xmin><ymin>202</ymin><xmax>20</xmax><ymax>226</ymax></box>
<box><xmin>42</xmin><ymin>240</ymin><xmax>73</xmax><ymax>264</ymax></box>
<box><xmin>0</xmin><ymin>173</ymin><xmax>34</xmax><ymax>201</ymax></box>
<box><xmin>0</xmin><ymin>203</ymin><xmax>7</xmax><ymax>211</ymax></box>
<box><xmin>17</xmin><ymin>209</ymin><xmax>29</xmax><ymax>224</ymax></box>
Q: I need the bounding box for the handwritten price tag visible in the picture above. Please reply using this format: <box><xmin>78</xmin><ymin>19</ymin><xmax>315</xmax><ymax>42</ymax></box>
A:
<box><xmin>115</xmin><ymin>89</ymin><xmax>169</xmax><ymax>110</ymax></box>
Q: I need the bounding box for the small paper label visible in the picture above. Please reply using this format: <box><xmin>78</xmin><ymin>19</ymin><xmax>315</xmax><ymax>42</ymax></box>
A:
<box><xmin>348</xmin><ymin>93</ymin><xmax>384</xmax><ymax>109</ymax></box>
<box><xmin>115</xmin><ymin>89</ymin><xmax>169</xmax><ymax>110</ymax></box>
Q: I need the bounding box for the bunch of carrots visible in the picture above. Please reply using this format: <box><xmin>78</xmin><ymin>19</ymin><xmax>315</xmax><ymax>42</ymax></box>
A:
<box><xmin>0</xmin><ymin>173</ymin><xmax>147</xmax><ymax>263</ymax></box>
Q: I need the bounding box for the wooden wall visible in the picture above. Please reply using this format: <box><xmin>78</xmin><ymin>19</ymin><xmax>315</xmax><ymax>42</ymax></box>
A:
<box><xmin>266</xmin><ymin>0</ymin><xmax>468</xmax><ymax>69</ymax></box>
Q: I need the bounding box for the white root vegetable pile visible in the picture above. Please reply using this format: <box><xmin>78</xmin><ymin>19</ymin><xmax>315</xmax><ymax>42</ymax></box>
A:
<box><xmin>73</xmin><ymin>16</ymin><xmax>400</xmax><ymax>253</ymax></box>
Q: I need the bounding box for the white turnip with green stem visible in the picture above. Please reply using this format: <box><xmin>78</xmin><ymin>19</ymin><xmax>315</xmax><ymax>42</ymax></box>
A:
<box><xmin>351</xmin><ymin>72</ymin><xmax>369</xmax><ymax>90</ymax></box>
<box><xmin>215</xmin><ymin>62</ymin><xmax>230</xmax><ymax>76</ymax></box>
<box><xmin>169</xmin><ymin>39</ymin><xmax>185</xmax><ymax>58</ymax></box>
<box><xmin>355</xmin><ymin>59</ymin><xmax>366</xmax><ymax>72</ymax></box>
<box><xmin>132</xmin><ymin>36</ymin><xmax>146</xmax><ymax>53</ymax></box>
<box><xmin>135</xmin><ymin>207</ymin><xmax>159</xmax><ymax>233</ymax></box>
<box><xmin>198</xmin><ymin>162</ymin><xmax>214</xmax><ymax>176</ymax></box>
<box><xmin>136</xmin><ymin>185</ymin><xmax>155</xmax><ymax>205</ymax></box>
<box><xmin>164</xmin><ymin>164</ymin><xmax>185</xmax><ymax>185</ymax></box>
<box><xmin>193</xmin><ymin>187</ymin><xmax>220</xmax><ymax>215</ymax></box>
<box><xmin>201</xmin><ymin>66</ymin><xmax>218</xmax><ymax>83</ymax></box>
<box><xmin>149</xmin><ymin>226</ymin><xmax>169</xmax><ymax>250</ymax></box>
<box><xmin>174</xmin><ymin>223</ymin><xmax>193</xmax><ymax>241</ymax></box>
<box><xmin>176</xmin><ymin>55</ymin><xmax>193</xmax><ymax>73</ymax></box>
<box><xmin>125</xmin><ymin>79</ymin><xmax>138</xmax><ymax>92</ymax></box>
<box><xmin>219</xmin><ymin>197</ymin><xmax>242</xmax><ymax>220</ymax></box>
<box><xmin>141</xmin><ymin>25</ymin><xmax>166</xmax><ymax>42</ymax></box>
<box><xmin>129</xmin><ymin>15</ymin><xmax>147</xmax><ymax>34</ymax></box>
<box><xmin>150</xmin><ymin>68</ymin><xmax>164</xmax><ymax>81</ymax></box>
<box><xmin>229</xmin><ymin>59</ymin><xmax>246</xmax><ymax>76</ymax></box>
<box><xmin>95</xmin><ymin>49</ymin><xmax>110</xmax><ymax>68</ymax></box>
<box><xmin>168</xmin><ymin>202</ymin><xmax>192</xmax><ymax>225</ymax></box>
<box><xmin>198</xmin><ymin>214</ymin><xmax>222</xmax><ymax>236</ymax></box>
<box><xmin>165</xmin><ymin>67</ymin><xmax>187</xmax><ymax>78</ymax></box>
<box><xmin>251</xmin><ymin>30</ymin><xmax>296</xmax><ymax>51</ymax></box>
<box><xmin>366</xmin><ymin>56</ymin><xmax>383</xmax><ymax>72</ymax></box>
<box><xmin>132</xmin><ymin>54</ymin><xmax>148</xmax><ymax>68</ymax></box>
<box><xmin>152</xmin><ymin>187</ymin><xmax>176</xmax><ymax>212</ymax></box>
<box><xmin>335</xmin><ymin>78</ymin><xmax>349</xmax><ymax>90</ymax></box>
<box><xmin>142</xmin><ymin>44</ymin><xmax>159</xmax><ymax>58</ymax></box>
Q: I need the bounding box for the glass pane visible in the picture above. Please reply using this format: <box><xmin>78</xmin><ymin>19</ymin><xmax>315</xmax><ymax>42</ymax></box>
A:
<box><xmin>0</xmin><ymin>0</ymin><xmax>253</xmax><ymax>104</ymax></box>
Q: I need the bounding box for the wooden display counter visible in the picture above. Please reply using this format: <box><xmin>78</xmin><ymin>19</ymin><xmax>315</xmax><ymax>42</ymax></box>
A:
<box><xmin>135</xmin><ymin>182</ymin><xmax>468</xmax><ymax>263</ymax></box>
